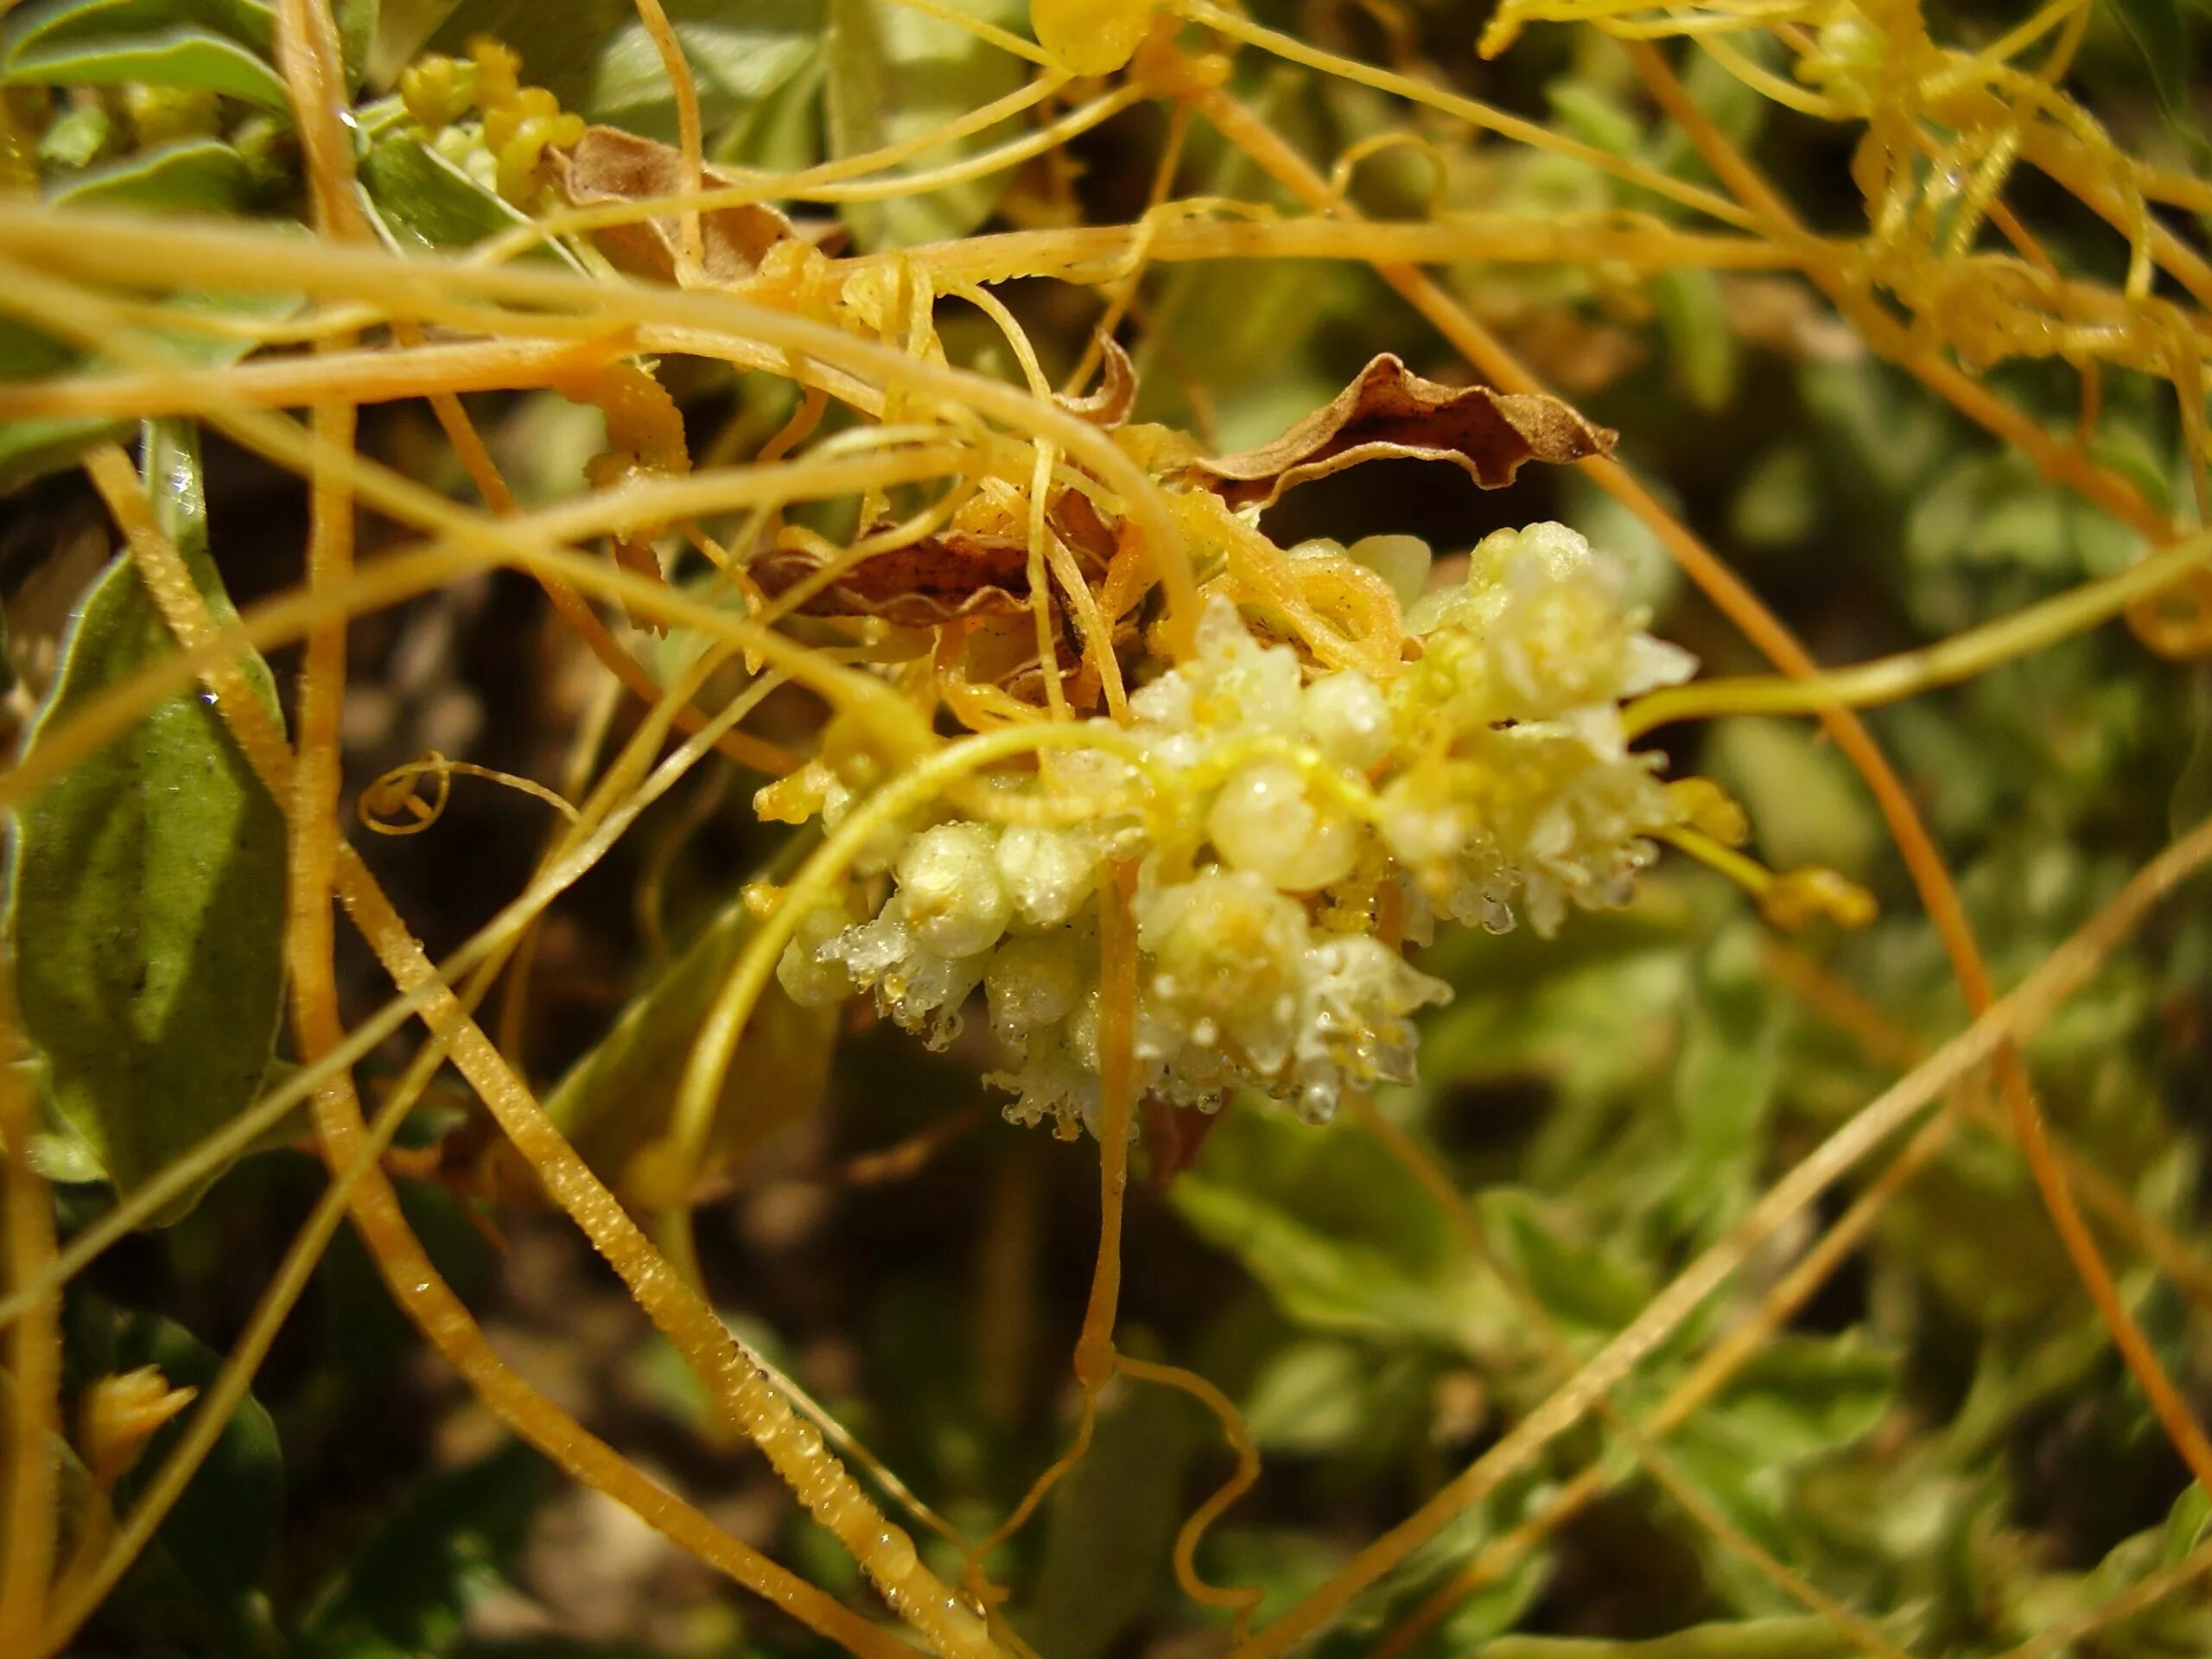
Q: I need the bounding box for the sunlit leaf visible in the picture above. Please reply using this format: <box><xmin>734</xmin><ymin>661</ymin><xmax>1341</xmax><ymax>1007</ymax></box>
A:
<box><xmin>359</xmin><ymin>131</ymin><xmax>580</xmax><ymax>265</ymax></box>
<box><xmin>426</xmin><ymin>0</ymin><xmax>820</xmax><ymax>145</ymax></box>
<box><xmin>1173</xmin><ymin>1104</ymin><xmax>1514</xmax><ymax>1353</ymax></box>
<box><xmin>5</xmin><ymin>23</ymin><xmax>291</xmax><ymax>108</ymax></box>
<box><xmin>1</xmin><ymin>0</ymin><xmax>274</xmax><ymax>59</ymax></box>
<box><xmin>822</xmin><ymin>0</ymin><xmax>1025</xmax><ymax>249</ymax></box>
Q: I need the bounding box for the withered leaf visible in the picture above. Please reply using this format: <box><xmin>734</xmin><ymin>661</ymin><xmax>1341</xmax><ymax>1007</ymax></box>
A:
<box><xmin>1185</xmin><ymin>353</ymin><xmax>1615</xmax><ymax>510</ymax></box>
<box><xmin>753</xmin><ymin>528</ymin><xmax>1037</xmax><ymax>627</ymax></box>
<box><xmin>1053</xmin><ymin>334</ymin><xmax>1137</xmax><ymax>428</ymax></box>
<box><xmin>553</xmin><ymin>127</ymin><xmax>846</xmax><ymax>287</ymax></box>
<box><xmin>752</xmin><ymin>497</ymin><xmax>1114</xmax><ymax>628</ymax></box>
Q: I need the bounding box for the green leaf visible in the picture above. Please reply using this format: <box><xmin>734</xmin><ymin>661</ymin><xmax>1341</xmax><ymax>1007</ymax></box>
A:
<box><xmin>1478</xmin><ymin>1187</ymin><xmax>1653</xmax><ymax>1336</ymax></box>
<box><xmin>2109</xmin><ymin>0</ymin><xmax>2190</xmax><ymax>118</ymax></box>
<box><xmin>6</xmin><ymin>423</ymin><xmax>286</xmax><ymax>1218</ymax></box>
<box><xmin>2171</xmin><ymin>690</ymin><xmax>2212</xmax><ymax>842</ymax></box>
<box><xmin>1545</xmin><ymin>78</ymin><xmax>1642</xmax><ymax>160</ymax></box>
<box><xmin>709</xmin><ymin>44</ymin><xmax>823</xmax><ymax>169</ymax></box>
<box><xmin>823</xmin><ymin>0</ymin><xmax>1026</xmax><ymax>249</ymax></box>
<box><xmin>299</xmin><ymin>1441</ymin><xmax>556</xmax><ymax>1659</ymax></box>
<box><xmin>1243</xmin><ymin>1338</ymin><xmax>1370</xmax><ymax>1454</ymax></box>
<box><xmin>1690</xmin><ymin>1332</ymin><xmax>1895</xmax><ymax>1465</ymax></box>
<box><xmin>1311</xmin><ymin>1495</ymin><xmax>1548</xmax><ymax>1659</ymax></box>
<box><xmin>141</xmin><ymin>416</ymin><xmax>283</xmax><ymax>729</ymax></box>
<box><xmin>1669</xmin><ymin>922</ymin><xmax>1781</xmax><ymax>1219</ymax></box>
<box><xmin>0</xmin><ymin>314</ymin><xmax>80</xmax><ymax>378</ymax></box>
<box><xmin>358</xmin><ymin>131</ymin><xmax>578</xmax><ymax>265</ymax></box>
<box><xmin>0</xmin><ymin>1358</ymin><xmax>108</xmax><ymax>1562</ymax></box>
<box><xmin>1728</xmin><ymin>443</ymin><xmax>1816</xmax><ymax>549</ymax></box>
<box><xmin>5</xmin><ymin>23</ymin><xmax>291</xmax><ymax>109</ymax></box>
<box><xmin>1904</xmin><ymin>450</ymin><xmax>2143</xmax><ymax>608</ymax></box>
<box><xmin>2</xmin><ymin>0</ymin><xmax>274</xmax><ymax>59</ymax></box>
<box><xmin>107</xmin><ymin>1308</ymin><xmax>284</xmax><ymax>1605</ymax></box>
<box><xmin>0</xmin><ymin>414</ymin><xmax>132</xmax><ymax>494</ymax></box>
<box><xmin>1796</xmin><ymin>357</ymin><xmax>1949</xmax><ymax>499</ymax></box>
<box><xmin>1655</xmin><ymin>1332</ymin><xmax>1895</xmax><ymax>1605</ymax></box>
<box><xmin>1414</xmin><ymin>912</ymin><xmax>1688</xmax><ymax>1113</ymax></box>
<box><xmin>48</xmin><ymin>134</ymin><xmax>252</xmax><ymax>212</ymax></box>
<box><xmin>1171</xmin><ymin>1105</ymin><xmax>1513</xmax><ymax>1353</ymax></box>
<box><xmin>427</xmin><ymin>0</ymin><xmax>820</xmax><ymax>145</ymax></box>
<box><xmin>0</xmin><ymin>286</ymin><xmax>296</xmax><ymax>493</ymax></box>
<box><xmin>543</xmin><ymin>839</ymin><xmax>836</xmax><ymax>1202</ymax></box>
<box><xmin>1026</xmin><ymin>1378</ymin><xmax>1210</xmax><ymax>1659</ymax></box>
<box><xmin>1649</xmin><ymin>267</ymin><xmax>1738</xmax><ymax>414</ymax></box>
<box><xmin>334</xmin><ymin>0</ymin><xmax>375</xmax><ymax>92</ymax></box>
<box><xmin>1701</xmin><ymin>716</ymin><xmax>1882</xmax><ymax>881</ymax></box>
<box><xmin>1476</xmin><ymin>1616</ymin><xmax>1869</xmax><ymax>1659</ymax></box>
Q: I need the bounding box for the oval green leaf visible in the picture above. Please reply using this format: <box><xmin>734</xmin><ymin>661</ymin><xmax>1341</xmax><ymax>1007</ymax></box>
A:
<box><xmin>48</xmin><ymin>135</ymin><xmax>252</xmax><ymax>213</ymax></box>
<box><xmin>6</xmin><ymin>421</ymin><xmax>286</xmax><ymax>1219</ymax></box>
<box><xmin>2</xmin><ymin>0</ymin><xmax>275</xmax><ymax>58</ymax></box>
<box><xmin>358</xmin><ymin>132</ymin><xmax>580</xmax><ymax>267</ymax></box>
<box><xmin>6</xmin><ymin>23</ymin><xmax>290</xmax><ymax>109</ymax></box>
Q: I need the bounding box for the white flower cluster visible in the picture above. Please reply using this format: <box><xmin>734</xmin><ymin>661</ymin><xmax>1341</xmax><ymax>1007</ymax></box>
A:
<box><xmin>774</xmin><ymin>522</ymin><xmax>1694</xmax><ymax>1137</ymax></box>
<box><xmin>1389</xmin><ymin>519</ymin><xmax>1697</xmax><ymax>935</ymax></box>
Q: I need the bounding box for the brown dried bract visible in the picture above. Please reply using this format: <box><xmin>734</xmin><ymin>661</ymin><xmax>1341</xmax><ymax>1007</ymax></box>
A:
<box><xmin>753</xmin><ymin>496</ymin><xmax>1116</xmax><ymax>628</ymax></box>
<box><xmin>1185</xmin><ymin>353</ymin><xmax>1616</xmax><ymax>510</ymax></box>
<box><xmin>1053</xmin><ymin>335</ymin><xmax>1138</xmax><ymax>427</ymax></box>
<box><xmin>753</xmin><ymin>529</ymin><xmax>1039</xmax><ymax>628</ymax></box>
<box><xmin>553</xmin><ymin>126</ymin><xmax>846</xmax><ymax>286</ymax></box>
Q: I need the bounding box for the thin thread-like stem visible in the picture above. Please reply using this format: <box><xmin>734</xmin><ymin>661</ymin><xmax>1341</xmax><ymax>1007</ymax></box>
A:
<box><xmin>0</xmin><ymin>1003</ymin><xmax>57</xmax><ymax>1654</ymax></box>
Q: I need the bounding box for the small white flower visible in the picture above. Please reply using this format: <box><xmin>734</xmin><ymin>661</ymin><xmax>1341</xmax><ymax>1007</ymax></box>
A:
<box><xmin>995</xmin><ymin>824</ymin><xmax>1102</xmax><ymax>931</ymax></box>
<box><xmin>896</xmin><ymin>823</ymin><xmax>1012</xmax><ymax>958</ymax></box>
<box><xmin>1303</xmin><ymin>670</ymin><xmax>1393</xmax><ymax>772</ymax></box>
<box><xmin>1207</xmin><ymin>762</ymin><xmax>1362</xmax><ymax>892</ymax></box>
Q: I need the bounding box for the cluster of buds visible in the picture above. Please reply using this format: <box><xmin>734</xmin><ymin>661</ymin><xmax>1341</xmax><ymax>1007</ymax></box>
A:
<box><xmin>777</xmin><ymin>521</ymin><xmax>1705</xmax><ymax>1138</ymax></box>
<box><xmin>399</xmin><ymin>35</ymin><xmax>584</xmax><ymax>207</ymax></box>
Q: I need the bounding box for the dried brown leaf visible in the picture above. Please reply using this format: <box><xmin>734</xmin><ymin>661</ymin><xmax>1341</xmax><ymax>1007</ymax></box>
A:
<box><xmin>753</xmin><ymin>529</ymin><xmax>1037</xmax><ymax>627</ymax></box>
<box><xmin>1184</xmin><ymin>353</ymin><xmax>1616</xmax><ymax>510</ymax></box>
<box><xmin>752</xmin><ymin>496</ymin><xmax>1116</xmax><ymax>628</ymax></box>
<box><xmin>1053</xmin><ymin>334</ymin><xmax>1138</xmax><ymax>427</ymax></box>
<box><xmin>553</xmin><ymin>127</ymin><xmax>846</xmax><ymax>287</ymax></box>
